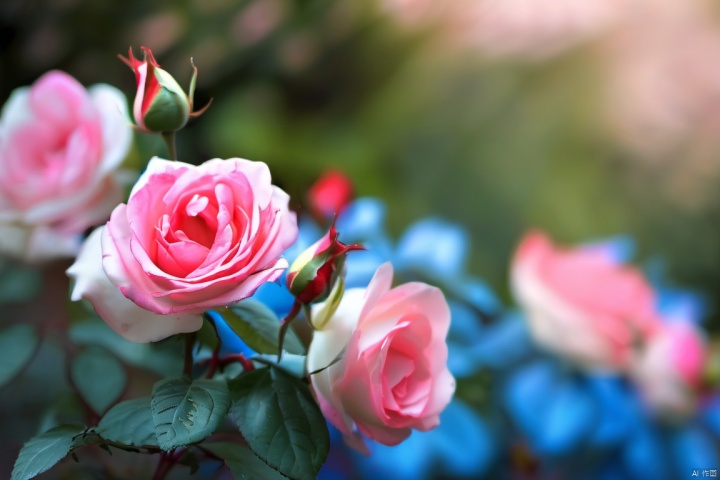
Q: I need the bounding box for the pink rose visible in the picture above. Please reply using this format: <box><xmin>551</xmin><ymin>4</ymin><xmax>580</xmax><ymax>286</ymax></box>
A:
<box><xmin>511</xmin><ymin>231</ymin><xmax>661</xmax><ymax>371</ymax></box>
<box><xmin>67</xmin><ymin>157</ymin><xmax>298</xmax><ymax>342</ymax></box>
<box><xmin>632</xmin><ymin>321</ymin><xmax>707</xmax><ymax>416</ymax></box>
<box><xmin>307</xmin><ymin>262</ymin><xmax>455</xmax><ymax>448</ymax></box>
<box><xmin>0</xmin><ymin>71</ymin><xmax>131</xmax><ymax>261</ymax></box>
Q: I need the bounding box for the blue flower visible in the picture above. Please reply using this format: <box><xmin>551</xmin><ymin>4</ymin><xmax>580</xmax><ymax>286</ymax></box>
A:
<box><xmin>504</xmin><ymin>361</ymin><xmax>598</xmax><ymax>455</ymax></box>
<box><xmin>321</xmin><ymin>400</ymin><xmax>495</xmax><ymax>480</ymax></box>
<box><xmin>395</xmin><ymin>218</ymin><xmax>470</xmax><ymax>280</ymax></box>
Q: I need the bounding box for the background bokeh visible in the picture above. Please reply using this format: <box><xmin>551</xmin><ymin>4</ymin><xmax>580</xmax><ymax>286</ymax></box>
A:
<box><xmin>4</xmin><ymin>0</ymin><xmax>720</xmax><ymax>477</ymax></box>
<box><xmin>5</xmin><ymin>0</ymin><xmax>720</xmax><ymax>308</ymax></box>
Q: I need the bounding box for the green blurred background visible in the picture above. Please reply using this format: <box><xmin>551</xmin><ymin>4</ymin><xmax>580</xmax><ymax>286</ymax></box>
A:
<box><xmin>3</xmin><ymin>0</ymin><xmax>720</xmax><ymax>320</ymax></box>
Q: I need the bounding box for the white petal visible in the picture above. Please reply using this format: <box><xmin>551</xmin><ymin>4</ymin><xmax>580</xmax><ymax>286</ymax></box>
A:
<box><xmin>67</xmin><ymin>227</ymin><xmax>203</xmax><ymax>343</ymax></box>
<box><xmin>0</xmin><ymin>87</ymin><xmax>32</xmax><ymax>134</ymax></box>
<box><xmin>308</xmin><ymin>287</ymin><xmax>365</xmax><ymax>372</ymax></box>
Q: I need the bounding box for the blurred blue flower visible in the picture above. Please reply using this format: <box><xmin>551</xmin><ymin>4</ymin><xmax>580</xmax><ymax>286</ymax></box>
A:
<box><xmin>645</xmin><ymin>258</ymin><xmax>708</xmax><ymax>326</ymax></box>
<box><xmin>504</xmin><ymin>361</ymin><xmax>598</xmax><ymax>455</ymax></box>
<box><xmin>318</xmin><ymin>399</ymin><xmax>495</xmax><ymax>480</ymax></box>
<box><xmin>581</xmin><ymin>235</ymin><xmax>635</xmax><ymax>263</ymax></box>
<box><xmin>395</xmin><ymin>218</ymin><xmax>470</xmax><ymax>280</ymax></box>
<box><xmin>335</xmin><ymin>197</ymin><xmax>390</xmax><ymax>247</ymax></box>
<box><xmin>448</xmin><ymin>308</ymin><xmax>535</xmax><ymax>377</ymax></box>
<box><xmin>500</xmin><ymin>234</ymin><xmax>719</xmax><ymax>479</ymax></box>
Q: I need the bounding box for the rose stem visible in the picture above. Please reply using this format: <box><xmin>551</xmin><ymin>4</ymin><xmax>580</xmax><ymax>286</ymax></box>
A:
<box><xmin>161</xmin><ymin>131</ymin><xmax>177</xmax><ymax>161</ymax></box>
<box><xmin>182</xmin><ymin>332</ymin><xmax>196</xmax><ymax>378</ymax></box>
<box><xmin>278</xmin><ymin>300</ymin><xmax>301</xmax><ymax>361</ymax></box>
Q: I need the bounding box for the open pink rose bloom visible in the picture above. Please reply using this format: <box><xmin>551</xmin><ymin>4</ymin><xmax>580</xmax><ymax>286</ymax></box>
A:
<box><xmin>307</xmin><ymin>262</ymin><xmax>456</xmax><ymax>449</ymax></box>
<box><xmin>68</xmin><ymin>157</ymin><xmax>298</xmax><ymax>342</ymax></box>
<box><xmin>0</xmin><ymin>71</ymin><xmax>131</xmax><ymax>261</ymax></box>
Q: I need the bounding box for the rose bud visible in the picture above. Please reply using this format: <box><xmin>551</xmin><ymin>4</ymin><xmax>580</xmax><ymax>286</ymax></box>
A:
<box><xmin>286</xmin><ymin>222</ymin><xmax>363</xmax><ymax>307</ymax></box>
<box><xmin>119</xmin><ymin>46</ymin><xmax>209</xmax><ymax>133</ymax></box>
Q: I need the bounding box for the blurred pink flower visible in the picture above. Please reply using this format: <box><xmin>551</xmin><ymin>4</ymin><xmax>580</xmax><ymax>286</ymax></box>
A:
<box><xmin>0</xmin><ymin>71</ymin><xmax>131</xmax><ymax>261</ymax></box>
<box><xmin>382</xmin><ymin>0</ymin><xmax>622</xmax><ymax>60</ymax></box>
<box><xmin>592</xmin><ymin>0</ymin><xmax>720</xmax><ymax>207</ymax></box>
<box><xmin>602</xmin><ymin>21</ymin><xmax>720</xmax><ymax>157</ymax></box>
<box><xmin>631</xmin><ymin>321</ymin><xmax>707</xmax><ymax>416</ymax></box>
<box><xmin>511</xmin><ymin>231</ymin><xmax>661</xmax><ymax>371</ymax></box>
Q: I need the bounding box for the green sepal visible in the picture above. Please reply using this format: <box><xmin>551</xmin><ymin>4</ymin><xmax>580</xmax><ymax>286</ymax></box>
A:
<box><xmin>143</xmin><ymin>68</ymin><xmax>190</xmax><ymax>133</ymax></box>
<box><xmin>311</xmin><ymin>274</ymin><xmax>345</xmax><ymax>330</ymax></box>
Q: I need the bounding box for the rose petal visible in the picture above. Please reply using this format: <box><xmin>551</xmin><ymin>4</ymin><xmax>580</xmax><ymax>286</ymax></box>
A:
<box><xmin>68</xmin><ymin>228</ymin><xmax>203</xmax><ymax>342</ymax></box>
<box><xmin>89</xmin><ymin>84</ymin><xmax>132</xmax><ymax>177</ymax></box>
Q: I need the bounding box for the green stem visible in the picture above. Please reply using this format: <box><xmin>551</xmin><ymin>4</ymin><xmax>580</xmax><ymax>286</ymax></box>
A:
<box><xmin>162</xmin><ymin>131</ymin><xmax>177</xmax><ymax>161</ymax></box>
<box><xmin>278</xmin><ymin>301</ymin><xmax>302</xmax><ymax>361</ymax></box>
<box><xmin>183</xmin><ymin>332</ymin><xmax>196</xmax><ymax>378</ymax></box>
<box><xmin>302</xmin><ymin>304</ymin><xmax>313</xmax><ymax>327</ymax></box>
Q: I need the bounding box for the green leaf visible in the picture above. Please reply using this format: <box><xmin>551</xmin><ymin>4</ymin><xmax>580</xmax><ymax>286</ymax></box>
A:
<box><xmin>70</xmin><ymin>348</ymin><xmax>126</xmax><ymax>414</ymax></box>
<box><xmin>196</xmin><ymin>316</ymin><xmax>219</xmax><ymax>351</ymax></box>
<box><xmin>151</xmin><ymin>378</ymin><xmax>231</xmax><ymax>450</ymax></box>
<box><xmin>221</xmin><ymin>300</ymin><xmax>305</xmax><ymax>355</ymax></box>
<box><xmin>69</xmin><ymin>319</ymin><xmax>181</xmax><ymax>377</ymax></box>
<box><xmin>96</xmin><ymin>397</ymin><xmax>158</xmax><ymax>447</ymax></box>
<box><xmin>12</xmin><ymin>424</ymin><xmax>86</xmax><ymax>480</ymax></box>
<box><xmin>229</xmin><ymin>367</ymin><xmax>329</xmax><ymax>480</ymax></box>
<box><xmin>0</xmin><ymin>324</ymin><xmax>39</xmax><ymax>388</ymax></box>
<box><xmin>203</xmin><ymin>442</ymin><xmax>286</xmax><ymax>480</ymax></box>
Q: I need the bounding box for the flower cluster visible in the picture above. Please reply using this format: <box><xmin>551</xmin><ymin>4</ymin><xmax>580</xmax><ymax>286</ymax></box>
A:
<box><xmin>1</xmin><ymin>47</ymin><xmax>457</xmax><ymax>480</ymax></box>
<box><xmin>274</xmin><ymin>190</ymin><xmax>720</xmax><ymax>480</ymax></box>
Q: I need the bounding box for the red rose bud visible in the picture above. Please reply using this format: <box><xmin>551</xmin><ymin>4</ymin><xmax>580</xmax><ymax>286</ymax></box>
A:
<box><xmin>119</xmin><ymin>46</ymin><xmax>210</xmax><ymax>133</ymax></box>
<box><xmin>308</xmin><ymin>169</ymin><xmax>354</xmax><ymax>219</ymax></box>
<box><xmin>286</xmin><ymin>223</ymin><xmax>363</xmax><ymax>305</ymax></box>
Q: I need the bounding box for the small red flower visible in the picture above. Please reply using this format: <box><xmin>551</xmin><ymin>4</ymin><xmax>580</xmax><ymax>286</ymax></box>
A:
<box><xmin>308</xmin><ymin>170</ymin><xmax>354</xmax><ymax>219</ymax></box>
